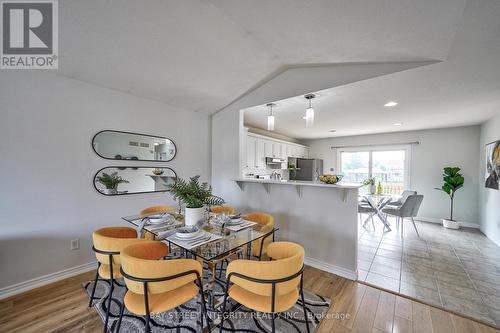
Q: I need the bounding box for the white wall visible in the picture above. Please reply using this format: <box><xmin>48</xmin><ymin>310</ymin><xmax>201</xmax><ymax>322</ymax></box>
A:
<box><xmin>479</xmin><ymin>113</ymin><xmax>500</xmax><ymax>246</ymax></box>
<box><xmin>0</xmin><ymin>71</ymin><xmax>211</xmax><ymax>290</ymax></box>
<box><xmin>305</xmin><ymin>126</ymin><xmax>481</xmax><ymax>225</ymax></box>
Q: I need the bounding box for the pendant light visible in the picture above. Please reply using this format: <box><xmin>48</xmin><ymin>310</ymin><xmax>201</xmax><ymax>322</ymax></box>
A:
<box><xmin>267</xmin><ymin>103</ymin><xmax>276</xmax><ymax>131</ymax></box>
<box><xmin>304</xmin><ymin>94</ymin><xmax>315</xmax><ymax>127</ymax></box>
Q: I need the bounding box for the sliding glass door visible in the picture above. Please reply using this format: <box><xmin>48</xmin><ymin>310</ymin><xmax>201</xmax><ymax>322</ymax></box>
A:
<box><xmin>338</xmin><ymin>146</ymin><xmax>410</xmax><ymax>194</ymax></box>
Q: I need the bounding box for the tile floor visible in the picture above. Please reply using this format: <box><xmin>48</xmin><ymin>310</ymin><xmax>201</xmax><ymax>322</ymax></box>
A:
<box><xmin>358</xmin><ymin>217</ymin><xmax>500</xmax><ymax>327</ymax></box>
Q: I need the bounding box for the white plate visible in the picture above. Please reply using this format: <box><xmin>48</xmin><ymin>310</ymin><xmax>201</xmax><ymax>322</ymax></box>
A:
<box><xmin>173</xmin><ymin>230</ymin><xmax>205</xmax><ymax>241</ymax></box>
<box><xmin>148</xmin><ymin>215</ymin><xmax>171</xmax><ymax>224</ymax></box>
<box><xmin>175</xmin><ymin>226</ymin><xmax>202</xmax><ymax>239</ymax></box>
<box><xmin>226</xmin><ymin>218</ymin><xmax>243</xmax><ymax>225</ymax></box>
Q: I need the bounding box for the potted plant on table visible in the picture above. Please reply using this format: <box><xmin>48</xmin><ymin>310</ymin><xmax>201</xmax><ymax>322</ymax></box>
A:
<box><xmin>363</xmin><ymin>177</ymin><xmax>377</xmax><ymax>194</ymax></box>
<box><xmin>167</xmin><ymin>175</ymin><xmax>225</xmax><ymax>226</ymax></box>
<box><xmin>96</xmin><ymin>172</ymin><xmax>129</xmax><ymax>195</ymax></box>
<box><xmin>435</xmin><ymin>166</ymin><xmax>464</xmax><ymax>229</ymax></box>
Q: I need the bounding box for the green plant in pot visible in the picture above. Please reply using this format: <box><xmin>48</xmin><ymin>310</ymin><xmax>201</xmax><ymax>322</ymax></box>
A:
<box><xmin>96</xmin><ymin>172</ymin><xmax>129</xmax><ymax>195</ymax></box>
<box><xmin>167</xmin><ymin>175</ymin><xmax>224</xmax><ymax>226</ymax></box>
<box><xmin>434</xmin><ymin>166</ymin><xmax>464</xmax><ymax>229</ymax></box>
<box><xmin>363</xmin><ymin>177</ymin><xmax>377</xmax><ymax>194</ymax></box>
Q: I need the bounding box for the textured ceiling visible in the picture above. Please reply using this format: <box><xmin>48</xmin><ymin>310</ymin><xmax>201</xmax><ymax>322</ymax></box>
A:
<box><xmin>57</xmin><ymin>0</ymin><xmax>467</xmax><ymax>114</ymax></box>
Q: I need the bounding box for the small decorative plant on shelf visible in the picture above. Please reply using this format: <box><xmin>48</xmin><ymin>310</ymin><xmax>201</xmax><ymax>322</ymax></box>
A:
<box><xmin>96</xmin><ymin>172</ymin><xmax>129</xmax><ymax>195</ymax></box>
<box><xmin>363</xmin><ymin>177</ymin><xmax>377</xmax><ymax>194</ymax></box>
<box><xmin>434</xmin><ymin>166</ymin><xmax>464</xmax><ymax>229</ymax></box>
<box><xmin>167</xmin><ymin>175</ymin><xmax>225</xmax><ymax>225</ymax></box>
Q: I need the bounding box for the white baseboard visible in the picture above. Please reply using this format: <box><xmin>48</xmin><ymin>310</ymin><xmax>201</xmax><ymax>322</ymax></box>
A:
<box><xmin>0</xmin><ymin>261</ymin><xmax>97</xmax><ymax>300</ymax></box>
<box><xmin>416</xmin><ymin>216</ymin><xmax>480</xmax><ymax>229</ymax></box>
<box><xmin>305</xmin><ymin>256</ymin><xmax>357</xmax><ymax>281</ymax></box>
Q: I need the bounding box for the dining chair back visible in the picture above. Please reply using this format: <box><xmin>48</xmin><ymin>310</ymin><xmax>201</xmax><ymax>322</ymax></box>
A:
<box><xmin>139</xmin><ymin>206</ymin><xmax>176</xmax><ymax>240</ymax></box>
<box><xmin>90</xmin><ymin>227</ymin><xmax>148</xmax><ymax>332</ymax></box>
<box><xmin>399</xmin><ymin>194</ymin><xmax>424</xmax><ymax>218</ymax></box>
<box><xmin>117</xmin><ymin>241</ymin><xmax>207</xmax><ymax>332</ymax></box>
<box><xmin>358</xmin><ymin>203</ymin><xmax>376</xmax><ymax>230</ymax></box>
<box><xmin>219</xmin><ymin>242</ymin><xmax>309</xmax><ymax>333</ymax></box>
<box><xmin>210</xmin><ymin>205</ymin><xmax>236</xmax><ymax>215</ymax></box>
<box><xmin>401</xmin><ymin>190</ymin><xmax>417</xmax><ymax>202</ymax></box>
<box><xmin>139</xmin><ymin>205</ymin><xmax>176</xmax><ymax>218</ymax></box>
<box><xmin>244</xmin><ymin>212</ymin><xmax>275</xmax><ymax>259</ymax></box>
<box><xmin>382</xmin><ymin>194</ymin><xmax>423</xmax><ymax>237</ymax></box>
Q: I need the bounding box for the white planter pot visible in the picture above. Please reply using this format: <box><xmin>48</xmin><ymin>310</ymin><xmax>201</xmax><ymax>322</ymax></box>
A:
<box><xmin>369</xmin><ymin>185</ymin><xmax>376</xmax><ymax>194</ymax></box>
<box><xmin>442</xmin><ymin>219</ymin><xmax>461</xmax><ymax>229</ymax></box>
<box><xmin>184</xmin><ymin>207</ymin><xmax>205</xmax><ymax>226</ymax></box>
<box><xmin>103</xmin><ymin>188</ymin><xmax>117</xmax><ymax>195</ymax></box>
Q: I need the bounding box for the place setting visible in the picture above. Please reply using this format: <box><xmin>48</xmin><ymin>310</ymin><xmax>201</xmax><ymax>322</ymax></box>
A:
<box><xmin>165</xmin><ymin>225</ymin><xmax>222</xmax><ymax>250</ymax></box>
<box><xmin>137</xmin><ymin>212</ymin><xmax>182</xmax><ymax>235</ymax></box>
<box><xmin>211</xmin><ymin>213</ymin><xmax>257</xmax><ymax>232</ymax></box>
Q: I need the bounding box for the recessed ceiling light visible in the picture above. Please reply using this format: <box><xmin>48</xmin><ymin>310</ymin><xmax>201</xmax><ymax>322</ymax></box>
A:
<box><xmin>384</xmin><ymin>101</ymin><xmax>398</xmax><ymax>107</ymax></box>
<box><xmin>393</xmin><ymin>122</ymin><xmax>403</xmax><ymax>126</ymax></box>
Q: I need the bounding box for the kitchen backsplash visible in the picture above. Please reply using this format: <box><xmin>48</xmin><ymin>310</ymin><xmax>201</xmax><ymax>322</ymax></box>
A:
<box><xmin>243</xmin><ymin>167</ymin><xmax>289</xmax><ymax>179</ymax></box>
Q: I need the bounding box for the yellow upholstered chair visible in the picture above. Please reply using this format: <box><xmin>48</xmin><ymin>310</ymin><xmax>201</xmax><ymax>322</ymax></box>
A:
<box><xmin>210</xmin><ymin>205</ymin><xmax>236</xmax><ymax>215</ymax></box>
<box><xmin>244</xmin><ymin>212</ymin><xmax>275</xmax><ymax>260</ymax></box>
<box><xmin>90</xmin><ymin>227</ymin><xmax>151</xmax><ymax>333</ymax></box>
<box><xmin>116</xmin><ymin>241</ymin><xmax>208</xmax><ymax>333</ymax></box>
<box><xmin>219</xmin><ymin>242</ymin><xmax>309</xmax><ymax>333</ymax></box>
<box><xmin>139</xmin><ymin>206</ymin><xmax>176</xmax><ymax>240</ymax></box>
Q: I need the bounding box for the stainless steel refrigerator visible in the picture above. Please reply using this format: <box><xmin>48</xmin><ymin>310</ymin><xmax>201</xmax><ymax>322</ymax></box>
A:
<box><xmin>290</xmin><ymin>158</ymin><xmax>323</xmax><ymax>181</ymax></box>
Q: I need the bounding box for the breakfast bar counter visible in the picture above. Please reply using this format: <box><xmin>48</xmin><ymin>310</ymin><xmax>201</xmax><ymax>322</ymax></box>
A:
<box><xmin>231</xmin><ymin>178</ymin><xmax>361</xmax><ymax>280</ymax></box>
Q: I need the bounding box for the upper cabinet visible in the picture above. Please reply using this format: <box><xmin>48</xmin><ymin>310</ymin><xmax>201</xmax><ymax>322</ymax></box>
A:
<box><xmin>255</xmin><ymin>138</ymin><xmax>266</xmax><ymax>168</ymax></box>
<box><xmin>92</xmin><ymin>130</ymin><xmax>176</xmax><ymax>162</ymax></box>
<box><xmin>245</xmin><ymin>135</ymin><xmax>256</xmax><ymax>168</ymax></box>
<box><xmin>244</xmin><ymin>133</ymin><xmax>309</xmax><ymax>169</ymax></box>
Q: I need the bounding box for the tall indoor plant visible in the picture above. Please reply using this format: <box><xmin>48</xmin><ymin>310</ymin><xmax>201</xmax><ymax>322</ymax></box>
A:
<box><xmin>435</xmin><ymin>166</ymin><xmax>464</xmax><ymax>229</ymax></box>
<box><xmin>167</xmin><ymin>175</ymin><xmax>225</xmax><ymax>226</ymax></box>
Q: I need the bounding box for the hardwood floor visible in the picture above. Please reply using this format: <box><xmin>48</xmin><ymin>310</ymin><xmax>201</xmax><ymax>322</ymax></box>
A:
<box><xmin>0</xmin><ymin>267</ymin><xmax>498</xmax><ymax>333</ymax></box>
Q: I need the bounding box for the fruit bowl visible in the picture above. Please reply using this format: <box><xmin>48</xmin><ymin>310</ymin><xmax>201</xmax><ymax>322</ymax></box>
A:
<box><xmin>319</xmin><ymin>174</ymin><xmax>343</xmax><ymax>184</ymax></box>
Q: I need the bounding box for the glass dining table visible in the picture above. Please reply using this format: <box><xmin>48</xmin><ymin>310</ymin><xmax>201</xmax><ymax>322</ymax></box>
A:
<box><xmin>121</xmin><ymin>212</ymin><xmax>277</xmax><ymax>310</ymax></box>
<box><xmin>360</xmin><ymin>194</ymin><xmax>396</xmax><ymax>231</ymax></box>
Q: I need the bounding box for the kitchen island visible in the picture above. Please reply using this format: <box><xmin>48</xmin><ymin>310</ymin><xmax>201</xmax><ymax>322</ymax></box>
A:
<box><xmin>233</xmin><ymin>178</ymin><xmax>361</xmax><ymax>280</ymax></box>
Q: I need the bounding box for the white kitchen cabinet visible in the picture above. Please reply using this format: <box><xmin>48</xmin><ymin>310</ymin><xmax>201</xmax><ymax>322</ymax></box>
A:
<box><xmin>255</xmin><ymin>138</ymin><xmax>266</xmax><ymax>168</ymax></box>
<box><xmin>297</xmin><ymin>146</ymin><xmax>307</xmax><ymax>158</ymax></box>
<box><xmin>246</xmin><ymin>135</ymin><xmax>256</xmax><ymax>167</ymax></box>
<box><xmin>264</xmin><ymin>139</ymin><xmax>273</xmax><ymax>157</ymax></box>
<box><xmin>271</xmin><ymin>141</ymin><xmax>279</xmax><ymax>158</ymax></box>
<box><xmin>271</xmin><ymin>141</ymin><xmax>287</xmax><ymax>158</ymax></box>
<box><xmin>243</xmin><ymin>132</ymin><xmax>310</xmax><ymax>171</ymax></box>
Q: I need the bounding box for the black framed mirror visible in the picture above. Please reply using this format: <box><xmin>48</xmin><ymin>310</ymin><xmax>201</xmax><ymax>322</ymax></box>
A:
<box><xmin>92</xmin><ymin>130</ymin><xmax>177</xmax><ymax>162</ymax></box>
<box><xmin>93</xmin><ymin>166</ymin><xmax>177</xmax><ymax>195</ymax></box>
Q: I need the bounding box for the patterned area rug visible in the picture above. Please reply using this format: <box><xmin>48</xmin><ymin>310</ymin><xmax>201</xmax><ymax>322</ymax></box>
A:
<box><xmin>83</xmin><ymin>270</ymin><xmax>331</xmax><ymax>332</ymax></box>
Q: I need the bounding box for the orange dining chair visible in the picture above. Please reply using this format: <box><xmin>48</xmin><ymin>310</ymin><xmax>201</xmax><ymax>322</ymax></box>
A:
<box><xmin>90</xmin><ymin>227</ymin><xmax>152</xmax><ymax>333</ymax></box>
<box><xmin>219</xmin><ymin>242</ymin><xmax>309</xmax><ymax>333</ymax></box>
<box><xmin>210</xmin><ymin>205</ymin><xmax>237</xmax><ymax>215</ymax></box>
<box><xmin>139</xmin><ymin>206</ymin><xmax>176</xmax><ymax>240</ymax></box>
<box><xmin>116</xmin><ymin>241</ymin><xmax>208</xmax><ymax>333</ymax></box>
<box><xmin>244</xmin><ymin>212</ymin><xmax>275</xmax><ymax>260</ymax></box>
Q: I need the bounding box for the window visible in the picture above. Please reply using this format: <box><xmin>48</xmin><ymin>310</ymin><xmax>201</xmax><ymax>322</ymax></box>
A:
<box><xmin>338</xmin><ymin>145</ymin><xmax>411</xmax><ymax>194</ymax></box>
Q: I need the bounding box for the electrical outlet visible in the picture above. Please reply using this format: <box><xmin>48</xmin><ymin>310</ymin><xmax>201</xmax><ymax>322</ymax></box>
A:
<box><xmin>70</xmin><ymin>238</ymin><xmax>80</xmax><ymax>250</ymax></box>
<box><xmin>330</xmin><ymin>168</ymin><xmax>334</xmax><ymax>172</ymax></box>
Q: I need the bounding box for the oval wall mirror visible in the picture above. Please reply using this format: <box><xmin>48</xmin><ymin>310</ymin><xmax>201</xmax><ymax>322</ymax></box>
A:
<box><xmin>93</xmin><ymin>167</ymin><xmax>177</xmax><ymax>195</ymax></box>
<box><xmin>92</xmin><ymin>130</ymin><xmax>177</xmax><ymax>162</ymax></box>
